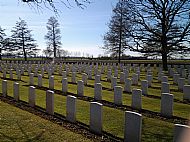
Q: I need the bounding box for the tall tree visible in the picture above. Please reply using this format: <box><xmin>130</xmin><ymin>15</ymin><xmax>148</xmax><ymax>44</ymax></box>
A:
<box><xmin>45</xmin><ymin>16</ymin><xmax>62</xmax><ymax>58</ymax></box>
<box><xmin>102</xmin><ymin>0</ymin><xmax>132</xmax><ymax>63</ymax></box>
<box><xmin>125</xmin><ymin>0</ymin><xmax>190</xmax><ymax>70</ymax></box>
<box><xmin>11</xmin><ymin>18</ymin><xmax>38</xmax><ymax>60</ymax></box>
<box><xmin>0</xmin><ymin>26</ymin><xmax>6</xmax><ymax>60</ymax></box>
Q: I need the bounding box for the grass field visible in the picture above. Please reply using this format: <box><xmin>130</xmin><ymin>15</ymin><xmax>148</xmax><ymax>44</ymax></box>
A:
<box><xmin>0</xmin><ymin>101</ymin><xmax>94</xmax><ymax>142</ymax></box>
<box><xmin>0</xmin><ymin>63</ymin><xmax>189</xmax><ymax>141</ymax></box>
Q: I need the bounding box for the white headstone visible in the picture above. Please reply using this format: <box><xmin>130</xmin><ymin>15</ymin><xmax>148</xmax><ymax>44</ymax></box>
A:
<box><xmin>188</xmin><ymin>75</ymin><xmax>190</xmax><ymax>85</ymax></box>
<box><xmin>46</xmin><ymin>90</ymin><xmax>54</xmax><ymax>115</ymax></box>
<box><xmin>17</xmin><ymin>70</ymin><xmax>21</xmax><ymax>80</ymax></box>
<box><xmin>107</xmin><ymin>70</ymin><xmax>112</xmax><ymax>82</ymax></box>
<box><xmin>94</xmin><ymin>83</ymin><xmax>102</xmax><ymax>101</ymax></box>
<box><xmin>173</xmin><ymin>124</ymin><xmax>190</xmax><ymax>142</ymax></box>
<box><xmin>88</xmin><ymin>70</ymin><xmax>92</xmax><ymax>79</ymax></box>
<box><xmin>2</xmin><ymin>80</ymin><xmax>7</xmax><ymax>97</ymax></box>
<box><xmin>49</xmin><ymin>76</ymin><xmax>54</xmax><ymax>90</ymax></box>
<box><xmin>66</xmin><ymin>95</ymin><xmax>77</xmax><ymax>123</ymax></box>
<box><xmin>178</xmin><ymin>78</ymin><xmax>185</xmax><ymax>91</ymax></box>
<box><xmin>62</xmin><ymin>78</ymin><xmax>68</xmax><ymax>94</ymax></box>
<box><xmin>120</xmin><ymin>72</ymin><xmax>125</xmax><ymax>83</ymax></box>
<box><xmin>132</xmin><ymin>89</ymin><xmax>142</xmax><ymax>110</ymax></box>
<box><xmin>77</xmin><ymin>80</ymin><xmax>84</xmax><ymax>96</ymax></box>
<box><xmin>3</xmin><ymin>70</ymin><xmax>6</xmax><ymax>78</ymax></box>
<box><xmin>124</xmin><ymin>111</ymin><xmax>142</xmax><ymax>142</ymax></box>
<box><xmin>114</xmin><ymin>86</ymin><xmax>123</xmax><ymax>105</ymax></box>
<box><xmin>62</xmin><ymin>71</ymin><xmax>67</xmax><ymax>78</ymax></box>
<box><xmin>124</xmin><ymin>78</ymin><xmax>131</xmax><ymax>93</ymax></box>
<box><xmin>141</xmin><ymin>80</ymin><xmax>148</xmax><ymax>95</ymax></box>
<box><xmin>111</xmin><ymin>76</ymin><xmax>117</xmax><ymax>89</ymax></box>
<box><xmin>162</xmin><ymin>76</ymin><xmax>168</xmax><ymax>83</ymax></box>
<box><xmin>71</xmin><ymin>72</ymin><xmax>76</xmax><ymax>83</ymax></box>
<box><xmin>161</xmin><ymin>82</ymin><xmax>170</xmax><ymax>93</ymax></box>
<box><xmin>38</xmin><ymin>74</ymin><xmax>42</xmax><ymax>87</ymax></box>
<box><xmin>132</xmin><ymin>73</ymin><xmax>138</xmax><ymax>85</ymax></box>
<box><xmin>161</xmin><ymin>93</ymin><xmax>173</xmax><ymax>117</ymax></box>
<box><xmin>29</xmin><ymin>73</ymin><xmax>34</xmax><ymax>85</ymax></box>
<box><xmin>95</xmin><ymin>75</ymin><xmax>101</xmax><ymax>84</ymax></box>
<box><xmin>90</xmin><ymin>102</ymin><xmax>103</xmax><ymax>135</ymax></box>
<box><xmin>183</xmin><ymin>85</ymin><xmax>190</xmax><ymax>101</ymax></box>
<box><xmin>29</xmin><ymin>86</ymin><xmax>35</xmax><ymax>107</ymax></box>
<box><xmin>13</xmin><ymin>82</ymin><xmax>19</xmax><ymax>101</ymax></box>
<box><xmin>9</xmin><ymin>69</ymin><xmax>13</xmax><ymax>79</ymax></box>
<box><xmin>82</xmin><ymin>73</ymin><xmax>88</xmax><ymax>85</ymax></box>
<box><xmin>114</xmin><ymin>69</ymin><xmax>118</xmax><ymax>78</ymax></box>
<box><xmin>173</xmin><ymin>74</ymin><xmax>180</xmax><ymax>84</ymax></box>
<box><xmin>146</xmin><ymin>75</ymin><xmax>153</xmax><ymax>87</ymax></box>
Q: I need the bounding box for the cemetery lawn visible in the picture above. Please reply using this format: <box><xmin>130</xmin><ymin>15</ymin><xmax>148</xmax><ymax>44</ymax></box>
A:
<box><xmin>0</xmin><ymin>101</ymin><xmax>93</xmax><ymax>142</ymax></box>
<box><xmin>0</xmin><ymin>64</ymin><xmax>190</xmax><ymax>142</ymax></box>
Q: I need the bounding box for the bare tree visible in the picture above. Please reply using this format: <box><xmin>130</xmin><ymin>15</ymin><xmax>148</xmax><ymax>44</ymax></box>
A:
<box><xmin>11</xmin><ymin>18</ymin><xmax>38</xmax><ymax>60</ymax></box>
<box><xmin>125</xmin><ymin>0</ymin><xmax>190</xmax><ymax>70</ymax></box>
<box><xmin>57</xmin><ymin>49</ymin><xmax>69</xmax><ymax>57</ymax></box>
<box><xmin>20</xmin><ymin>0</ymin><xmax>91</xmax><ymax>12</ymax></box>
<box><xmin>45</xmin><ymin>16</ymin><xmax>61</xmax><ymax>58</ymax></box>
<box><xmin>102</xmin><ymin>0</ymin><xmax>132</xmax><ymax>63</ymax></box>
<box><xmin>43</xmin><ymin>47</ymin><xmax>53</xmax><ymax>57</ymax></box>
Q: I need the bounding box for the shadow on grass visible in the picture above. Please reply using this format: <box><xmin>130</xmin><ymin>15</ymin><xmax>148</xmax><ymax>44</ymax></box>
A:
<box><xmin>0</xmin><ymin>95</ymin><xmax>123</xmax><ymax>142</ymax></box>
<box><xmin>0</xmin><ymin>121</ymin><xmax>45</xmax><ymax>142</ymax></box>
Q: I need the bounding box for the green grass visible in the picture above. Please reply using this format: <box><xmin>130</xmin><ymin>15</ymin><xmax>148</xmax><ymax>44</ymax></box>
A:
<box><xmin>0</xmin><ymin>64</ymin><xmax>190</xmax><ymax>142</ymax></box>
<box><xmin>0</xmin><ymin>101</ymin><xmax>93</xmax><ymax>142</ymax></box>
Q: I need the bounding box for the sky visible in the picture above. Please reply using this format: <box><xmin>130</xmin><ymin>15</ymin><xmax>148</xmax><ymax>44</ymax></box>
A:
<box><xmin>0</xmin><ymin>0</ymin><xmax>137</xmax><ymax>57</ymax></box>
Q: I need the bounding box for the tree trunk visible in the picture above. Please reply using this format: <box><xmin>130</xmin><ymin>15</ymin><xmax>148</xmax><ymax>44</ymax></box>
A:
<box><xmin>162</xmin><ymin>52</ymin><xmax>168</xmax><ymax>71</ymax></box>
<box><xmin>24</xmin><ymin>52</ymin><xmax>27</xmax><ymax>61</ymax></box>
<box><xmin>161</xmin><ymin>3</ymin><xmax>168</xmax><ymax>71</ymax></box>
<box><xmin>54</xmin><ymin>43</ymin><xmax>56</xmax><ymax>58</ymax></box>
<box><xmin>118</xmin><ymin>48</ymin><xmax>121</xmax><ymax>63</ymax></box>
<box><xmin>53</xmin><ymin>26</ymin><xmax>56</xmax><ymax>58</ymax></box>
<box><xmin>0</xmin><ymin>48</ymin><xmax>2</xmax><ymax>60</ymax></box>
<box><xmin>118</xmin><ymin>0</ymin><xmax>123</xmax><ymax>64</ymax></box>
<box><xmin>22</xmin><ymin>32</ymin><xmax>27</xmax><ymax>61</ymax></box>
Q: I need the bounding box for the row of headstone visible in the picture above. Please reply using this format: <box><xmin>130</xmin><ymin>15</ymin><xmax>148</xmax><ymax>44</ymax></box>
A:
<box><xmin>1</xmin><ymin>79</ymin><xmax>189</xmax><ymax>142</ymax></box>
<box><xmin>2</xmin><ymin>62</ymin><xmax>190</xmax><ymax>103</ymax></box>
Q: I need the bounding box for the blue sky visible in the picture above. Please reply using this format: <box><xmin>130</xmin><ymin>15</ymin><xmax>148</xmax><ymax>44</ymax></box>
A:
<box><xmin>0</xmin><ymin>0</ymin><xmax>119</xmax><ymax>57</ymax></box>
